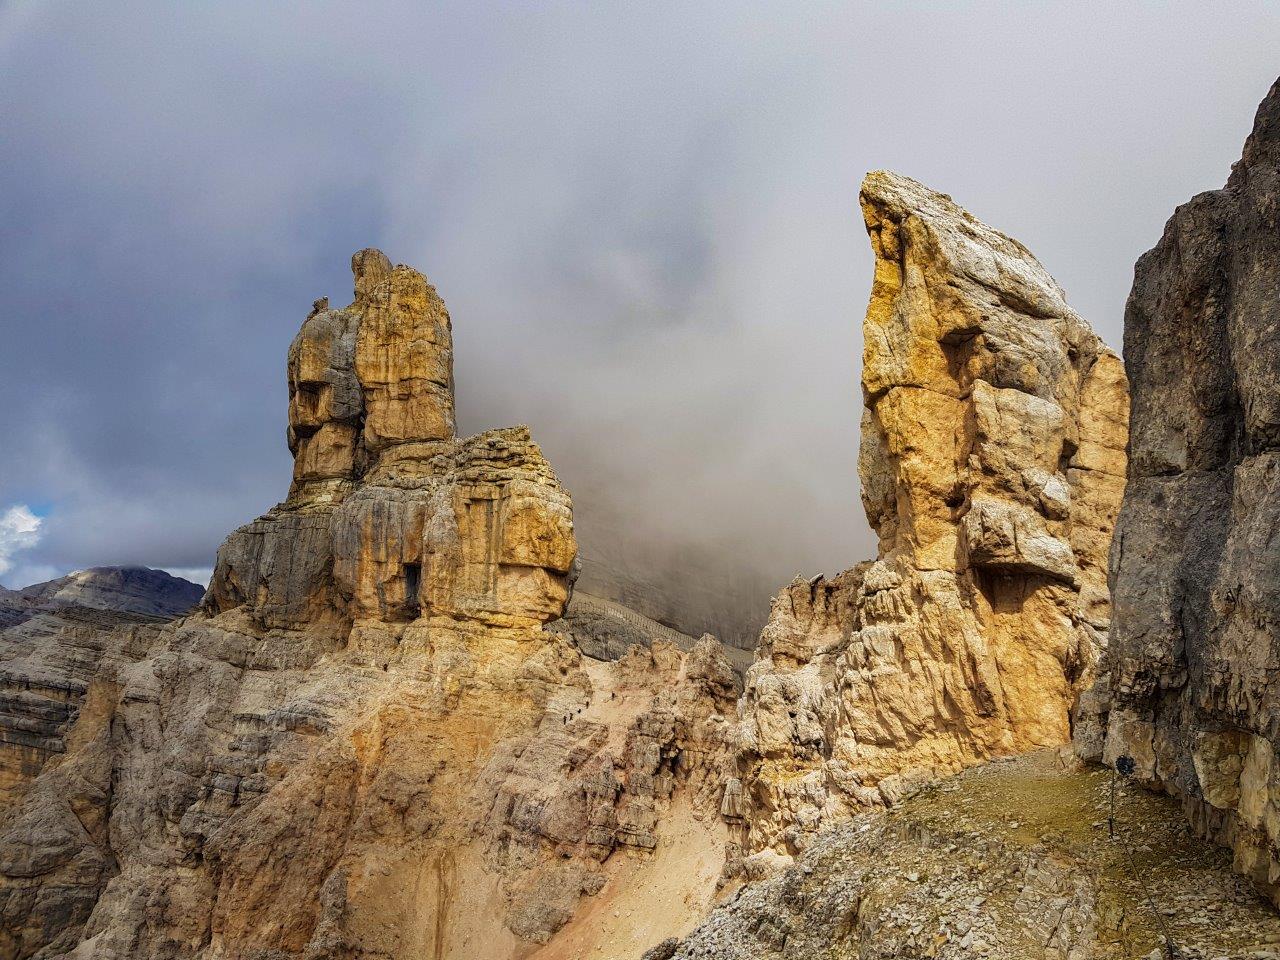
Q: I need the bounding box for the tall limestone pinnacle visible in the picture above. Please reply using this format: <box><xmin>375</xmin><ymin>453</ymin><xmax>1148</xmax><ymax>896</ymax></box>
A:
<box><xmin>286</xmin><ymin>248</ymin><xmax>455</xmax><ymax>496</ymax></box>
<box><xmin>207</xmin><ymin>248</ymin><xmax>576</xmax><ymax>629</ymax></box>
<box><xmin>726</xmin><ymin>171</ymin><xmax>1129</xmax><ymax>868</ymax></box>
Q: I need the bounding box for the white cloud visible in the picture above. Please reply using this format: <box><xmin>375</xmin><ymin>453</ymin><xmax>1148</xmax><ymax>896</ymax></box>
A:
<box><xmin>0</xmin><ymin>505</ymin><xmax>43</xmax><ymax>582</ymax></box>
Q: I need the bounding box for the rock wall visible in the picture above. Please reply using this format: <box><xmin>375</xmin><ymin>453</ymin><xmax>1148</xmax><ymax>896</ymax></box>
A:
<box><xmin>1085</xmin><ymin>77</ymin><xmax>1280</xmax><ymax>903</ymax></box>
<box><xmin>0</xmin><ymin>252</ymin><xmax>736</xmax><ymax>960</ymax></box>
<box><xmin>0</xmin><ymin>609</ymin><xmax>165</xmax><ymax>810</ymax></box>
<box><xmin>729</xmin><ymin>172</ymin><xmax>1128</xmax><ymax>869</ymax></box>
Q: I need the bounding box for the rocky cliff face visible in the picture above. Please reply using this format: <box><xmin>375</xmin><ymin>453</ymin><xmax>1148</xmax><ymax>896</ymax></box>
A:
<box><xmin>207</xmin><ymin>248</ymin><xmax>574</xmax><ymax>631</ymax></box>
<box><xmin>0</xmin><ymin>252</ymin><xmax>736</xmax><ymax>960</ymax></box>
<box><xmin>728</xmin><ymin>172</ymin><xmax>1129</xmax><ymax>870</ymax></box>
<box><xmin>1083</xmin><ymin>78</ymin><xmax>1280</xmax><ymax>904</ymax></box>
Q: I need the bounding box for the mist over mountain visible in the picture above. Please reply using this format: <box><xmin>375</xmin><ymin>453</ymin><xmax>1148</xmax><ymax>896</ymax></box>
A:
<box><xmin>2</xmin><ymin>4</ymin><xmax>1277</xmax><ymax>626</ymax></box>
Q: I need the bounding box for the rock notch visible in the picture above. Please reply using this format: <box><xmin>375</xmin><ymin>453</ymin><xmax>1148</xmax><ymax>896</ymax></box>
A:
<box><xmin>728</xmin><ymin>171</ymin><xmax>1128</xmax><ymax>867</ymax></box>
<box><xmin>1082</xmin><ymin>77</ymin><xmax>1280</xmax><ymax>903</ymax></box>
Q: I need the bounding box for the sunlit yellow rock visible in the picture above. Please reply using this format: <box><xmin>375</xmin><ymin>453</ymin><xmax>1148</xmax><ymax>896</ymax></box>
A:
<box><xmin>730</xmin><ymin>172</ymin><xmax>1129</xmax><ymax>869</ymax></box>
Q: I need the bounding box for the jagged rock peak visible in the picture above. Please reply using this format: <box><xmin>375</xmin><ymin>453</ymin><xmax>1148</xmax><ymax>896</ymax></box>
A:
<box><xmin>727</xmin><ymin>171</ymin><xmax>1128</xmax><ymax>871</ymax></box>
<box><xmin>856</xmin><ymin>170</ymin><xmax>1127</xmax><ymax>574</ymax></box>
<box><xmin>1081</xmin><ymin>76</ymin><xmax>1280</xmax><ymax>903</ymax></box>
<box><xmin>0</xmin><ymin>243</ymin><xmax>758</xmax><ymax>960</ymax></box>
<box><xmin>351</xmin><ymin>246</ymin><xmax>393</xmax><ymax>301</ymax></box>
<box><xmin>860</xmin><ymin>170</ymin><xmax>1072</xmax><ymax>328</ymax></box>
<box><xmin>11</xmin><ymin>566</ymin><xmax>204</xmax><ymax>618</ymax></box>
<box><xmin>286</xmin><ymin>248</ymin><xmax>456</xmax><ymax>500</ymax></box>
<box><xmin>207</xmin><ymin>250</ymin><xmax>575</xmax><ymax>631</ymax></box>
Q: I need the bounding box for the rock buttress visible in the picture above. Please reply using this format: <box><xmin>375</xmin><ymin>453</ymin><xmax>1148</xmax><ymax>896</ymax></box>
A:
<box><xmin>728</xmin><ymin>172</ymin><xmax>1128</xmax><ymax>869</ymax></box>
<box><xmin>1082</xmin><ymin>77</ymin><xmax>1280</xmax><ymax>904</ymax></box>
<box><xmin>207</xmin><ymin>248</ymin><xmax>574</xmax><ymax>630</ymax></box>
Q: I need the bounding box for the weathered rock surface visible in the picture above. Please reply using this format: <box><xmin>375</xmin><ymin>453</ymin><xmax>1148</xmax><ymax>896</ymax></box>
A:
<box><xmin>208</xmin><ymin>249</ymin><xmax>573</xmax><ymax>631</ymax></box>
<box><xmin>0</xmin><ymin>608</ymin><xmax>166</xmax><ymax>812</ymax></box>
<box><xmin>729</xmin><ymin>172</ymin><xmax>1128</xmax><ymax>869</ymax></box>
<box><xmin>0</xmin><ymin>253</ymin><xmax>734</xmax><ymax>960</ymax></box>
<box><xmin>667</xmin><ymin>750</ymin><xmax>1280</xmax><ymax>959</ymax></box>
<box><xmin>1083</xmin><ymin>77</ymin><xmax>1280</xmax><ymax>904</ymax></box>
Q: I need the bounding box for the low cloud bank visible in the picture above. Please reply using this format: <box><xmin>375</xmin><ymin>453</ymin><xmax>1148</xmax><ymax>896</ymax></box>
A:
<box><xmin>1</xmin><ymin>3</ymin><xmax>1277</xmax><ymax>615</ymax></box>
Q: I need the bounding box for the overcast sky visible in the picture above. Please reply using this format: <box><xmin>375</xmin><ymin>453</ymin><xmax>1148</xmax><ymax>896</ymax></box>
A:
<box><xmin>0</xmin><ymin>2</ymin><xmax>1276</xmax><ymax>599</ymax></box>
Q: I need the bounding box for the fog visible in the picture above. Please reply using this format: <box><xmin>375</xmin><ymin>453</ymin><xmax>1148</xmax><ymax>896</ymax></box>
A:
<box><xmin>1</xmin><ymin>2</ymin><xmax>1276</xmax><ymax>626</ymax></box>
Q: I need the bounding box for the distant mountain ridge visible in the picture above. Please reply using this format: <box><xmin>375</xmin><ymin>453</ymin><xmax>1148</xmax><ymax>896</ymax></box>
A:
<box><xmin>0</xmin><ymin>566</ymin><xmax>206</xmax><ymax>818</ymax></box>
<box><xmin>0</xmin><ymin>566</ymin><xmax>204</xmax><ymax>627</ymax></box>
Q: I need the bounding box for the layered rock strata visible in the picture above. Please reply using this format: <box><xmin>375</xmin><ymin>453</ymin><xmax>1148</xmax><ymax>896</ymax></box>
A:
<box><xmin>1084</xmin><ymin>77</ymin><xmax>1280</xmax><ymax>903</ymax></box>
<box><xmin>0</xmin><ymin>252</ymin><xmax>736</xmax><ymax>960</ymax></box>
<box><xmin>207</xmin><ymin>248</ymin><xmax>574</xmax><ymax>630</ymax></box>
<box><xmin>729</xmin><ymin>172</ymin><xmax>1128</xmax><ymax>868</ymax></box>
<box><xmin>0</xmin><ymin>608</ymin><xmax>167</xmax><ymax>810</ymax></box>
<box><xmin>0</xmin><ymin>569</ymin><xmax>202</xmax><ymax>808</ymax></box>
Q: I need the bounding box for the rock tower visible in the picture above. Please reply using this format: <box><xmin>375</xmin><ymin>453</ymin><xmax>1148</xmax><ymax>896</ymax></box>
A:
<box><xmin>0</xmin><ymin>252</ymin><xmax>738</xmax><ymax>959</ymax></box>
<box><xmin>207</xmin><ymin>248</ymin><xmax>576</xmax><ymax>629</ymax></box>
<box><xmin>729</xmin><ymin>172</ymin><xmax>1129</xmax><ymax>866</ymax></box>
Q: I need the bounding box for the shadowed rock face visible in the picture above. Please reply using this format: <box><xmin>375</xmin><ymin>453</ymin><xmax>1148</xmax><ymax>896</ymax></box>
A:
<box><xmin>0</xmin><ymin>253</ymin><xmax>736</xmax><ymax>960</ymax></box>
<box><xmin>1082</xmin><ymin>77</ymin><xmax>1280</xmax><ymax>903</ymax></box>
<box><xmin>574</xmin><ymin>551</ymin><xmax>766</xmax><ymax>653</ymax></box>
<box><xmin>728</xmin><ymin>172</ymin><xmax>1128</xmax><ymax>869</ymax></box>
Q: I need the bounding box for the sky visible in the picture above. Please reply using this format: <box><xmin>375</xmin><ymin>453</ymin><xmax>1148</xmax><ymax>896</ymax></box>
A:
<box><xmin>0</xmin><ymin>2</ymin><xmax>1277</xmax><ymax>603</ymax></box>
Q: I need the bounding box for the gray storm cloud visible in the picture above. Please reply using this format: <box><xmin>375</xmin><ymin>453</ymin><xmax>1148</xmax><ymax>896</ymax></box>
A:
<box><xmin>1</xmin><ymin>1</ymin><xmax>1277</xmax><ymax>619</ymax></box>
